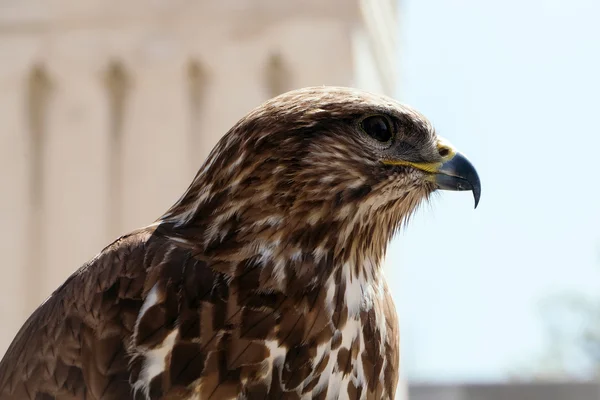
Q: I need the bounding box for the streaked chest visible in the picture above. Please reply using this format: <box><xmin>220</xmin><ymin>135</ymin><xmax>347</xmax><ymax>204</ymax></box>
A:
<box><xmin>129</xmin><ymin>260</ymin><xmax>397</xmax><ymax>399</ymax></box>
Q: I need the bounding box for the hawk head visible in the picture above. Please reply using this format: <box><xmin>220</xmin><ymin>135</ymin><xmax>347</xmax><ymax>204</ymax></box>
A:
<box><xmin>162</xmin><ymin>86</ymin><xmax>480</xmax><ymax>284</ymax></box>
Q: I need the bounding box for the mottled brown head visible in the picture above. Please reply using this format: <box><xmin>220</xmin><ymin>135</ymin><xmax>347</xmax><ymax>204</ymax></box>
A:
<box><xmin>161</xmin><ymin>86</ymin><xmax>480</xmax><ymax>284</ymax></box>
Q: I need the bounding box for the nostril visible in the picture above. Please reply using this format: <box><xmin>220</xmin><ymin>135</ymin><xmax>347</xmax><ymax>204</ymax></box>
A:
<box><xmin>438</xmin><ymin>146</ymin><xmax>450</xmax><ymax>157</ymax></box>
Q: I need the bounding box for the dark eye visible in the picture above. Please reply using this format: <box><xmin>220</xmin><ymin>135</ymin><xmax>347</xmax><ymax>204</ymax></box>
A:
<box><xmin>360</xmin><ymin>115</ymin><xmax>393</xmax><ymax>142</ymax></box>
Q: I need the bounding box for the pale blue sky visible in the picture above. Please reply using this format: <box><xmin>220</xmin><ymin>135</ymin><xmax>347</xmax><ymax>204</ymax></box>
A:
<box><xmin>385</xmin><ymin>0</ymin><xmax>600</xmax><ymax>382</ymax></box>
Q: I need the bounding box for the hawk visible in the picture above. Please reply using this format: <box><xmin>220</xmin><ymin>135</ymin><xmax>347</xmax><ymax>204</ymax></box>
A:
<box><xmin>0</xmin><ymin>86</ymin><xmax>480</xmax><ymax>399</ymax></box>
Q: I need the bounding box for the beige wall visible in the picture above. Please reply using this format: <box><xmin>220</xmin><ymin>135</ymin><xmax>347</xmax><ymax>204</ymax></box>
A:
<box><xmin>0</xmin><ymin>0</ymin><xmax>400</xmax><ymax>394</ymax></box>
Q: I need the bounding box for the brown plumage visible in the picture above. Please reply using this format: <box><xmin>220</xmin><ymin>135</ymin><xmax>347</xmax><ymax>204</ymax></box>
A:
<box><xmin>0</xmin><ymin>86</ymin><xmax>480</xmax><ymax>399</ymax></box>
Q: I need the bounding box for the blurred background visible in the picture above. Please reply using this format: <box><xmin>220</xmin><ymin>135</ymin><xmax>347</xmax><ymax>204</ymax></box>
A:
<box><xmin>1</xmin><ymin>0</ymin><xmax>599</xmax><ymax>399</ymax></box>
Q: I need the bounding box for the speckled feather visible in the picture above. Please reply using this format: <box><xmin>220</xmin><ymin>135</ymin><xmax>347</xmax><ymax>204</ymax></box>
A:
<box><xmin>0</xmin><ymin>86</ymin><xmax>440</xmax><ymax>399</ymax></box>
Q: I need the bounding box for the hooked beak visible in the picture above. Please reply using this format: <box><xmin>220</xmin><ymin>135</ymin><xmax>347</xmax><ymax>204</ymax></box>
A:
<box><xmin>434</xmin><ymin>151</ymin><xmax>481</xmax><ymax>208</ymax></box>
<box><xmin>383</xmin><ymin>138</ymin><xmax>481</xmax><ymax>208</ymax></box>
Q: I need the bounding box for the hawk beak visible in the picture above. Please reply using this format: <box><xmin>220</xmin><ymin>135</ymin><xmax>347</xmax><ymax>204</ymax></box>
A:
<box><xmin>383</xmin><ymin>139</ymin><xmax>481</xmax><ymax>208</ymax></box>
<box><xmin>433</xmin><ymin>151</ymin><xmax>481</xmax><ymax>209</ymax></box>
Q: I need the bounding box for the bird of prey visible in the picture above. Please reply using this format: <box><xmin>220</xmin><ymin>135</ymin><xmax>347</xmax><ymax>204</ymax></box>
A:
<box><xmin>0</xmin><ymin>86</ymin><xmax>480</xmax><ymax>400</ymax></box>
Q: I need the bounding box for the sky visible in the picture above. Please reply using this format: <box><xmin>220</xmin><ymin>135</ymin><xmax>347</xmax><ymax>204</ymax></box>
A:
<box><xmin>384</xmin><ymin>0</ymin><xmax>600</xmax><ymax>383</ymax></box>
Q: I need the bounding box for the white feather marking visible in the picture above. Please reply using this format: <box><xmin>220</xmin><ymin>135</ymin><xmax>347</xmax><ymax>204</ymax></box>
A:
<box><xmin>265</xmin><ymin>340</ymin><xmax>287</xmax><ymax>367</ymax></box>
<box><xmin>227</xmin><ymin>151</ymin><xmax>246</xmax><ymax>173</ymax></box>
<box><xmin>264</xmin><ymin>340</ymin><xmax>287</xmax><ymax>391</ymax></box>
<box><xmin>325</xmin><ymin>373</ymin><xmax>342</xmax><ymax>400</ymax></box>
<box><xmin>251</xmin><ymin>214</ymin><xmax>284</xmax><ymax>231</ymax></box>
<box><xmin>174</xmin><ymin>183</ymin><xmax>214</xmax><ymax>226</ymax></box>
<box><xmin>336</xmin><ymin>380</ymin><xmax>351</xmax><ymax>400</ymax></box>
<box><xmin>135</xmin><ymin>284</ymin><xmax>160</xmax><ymax>330</ymax></box>
<box><xmin>312</xmin><ymin>341</ymin><xmax>329</xmax><ymax>370</ymax></box>
<box><xmin>324</xmin><ymin>275</ymin><xmax>337</xmax><ymax>314</ymax></box>
<box><xmin>309</xmin><ymin>318</ymin><xmax>364</xmax><ymax>399</ymax></box>
<box><xmin>340</xmin><ymin>318</ymin><xmax>360</xmax><ymax>348</ymax></box>
<box><xmin>132</xmin><ymin>284</ymin><xmax>182</xmax><ymax>399</ymax></box>
<box><xmin>312</xmin><ymin>246</ymin><xmax>327</xmax><ymax>262</ymax></box>
<box><xmin>333</xmin><ymin>318</ymin><xmax>362</xmax><ymax>400</ymax></box>
<box><xmin>257</xmin><ymin>243</ymin><xmax>287</xmax><ymax>287</ymax></box>
<box><xmin>289</xmin><ymin>249</ymin><xmax>303</xmax><ymax>262</ymax></box>
<box><xmin>312</xmin><ymin>346</ymin><xmax>338</xmax><ymax>396</ymax></box>
<box><xmin>352</xmin><ymin>327</ymin><xmax>368</xmax><ymax>393</ymax></box>
<box><xmin>341</xmin><ymin>261</ymin><xmax>377</xmax><ymax>318</ymax></box>
<box><xmin>132</xmin><ymin>329</ymin><xmax>179</xmax><ymax>398</ymax></box>
<box><xmin>344</xmin><ymin>270</ymin><xmax>364</xmax><ymax>318</ymax></box>
<box><xmin>169</xmin><ymin>236</ymin><xmax>191</xmax><ymax>245</ymax></box>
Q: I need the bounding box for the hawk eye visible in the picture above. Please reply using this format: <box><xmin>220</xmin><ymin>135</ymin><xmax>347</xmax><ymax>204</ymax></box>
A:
<box><xmin>361</xmin><ymin>115</ymin><xmax>393</xmax><ymax>143</ymax></box>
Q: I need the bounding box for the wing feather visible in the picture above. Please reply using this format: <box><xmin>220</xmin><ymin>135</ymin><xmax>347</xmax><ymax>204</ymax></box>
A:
<box><xmin>0</xmin><ymin>229</ymin><xmax>151</xmax><ymax>399</ymax></box>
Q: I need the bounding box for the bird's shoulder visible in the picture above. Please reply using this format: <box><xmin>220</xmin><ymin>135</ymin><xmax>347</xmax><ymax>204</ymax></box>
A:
<box><xmin>0</xmin><ymin>226</ymin><xmax>191</xmax><ymax>399</ymax></box>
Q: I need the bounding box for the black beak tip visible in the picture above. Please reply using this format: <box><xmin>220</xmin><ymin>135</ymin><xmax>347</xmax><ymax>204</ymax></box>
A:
<box><xmin>473</xmin><ymin>183</ymin><xmax>481</xmax><ymax>209</ymax></box>
<box><xmin>469</xmin><ymin>165</ymin><xmax>481</xmax><ymax>209</ymax></box>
